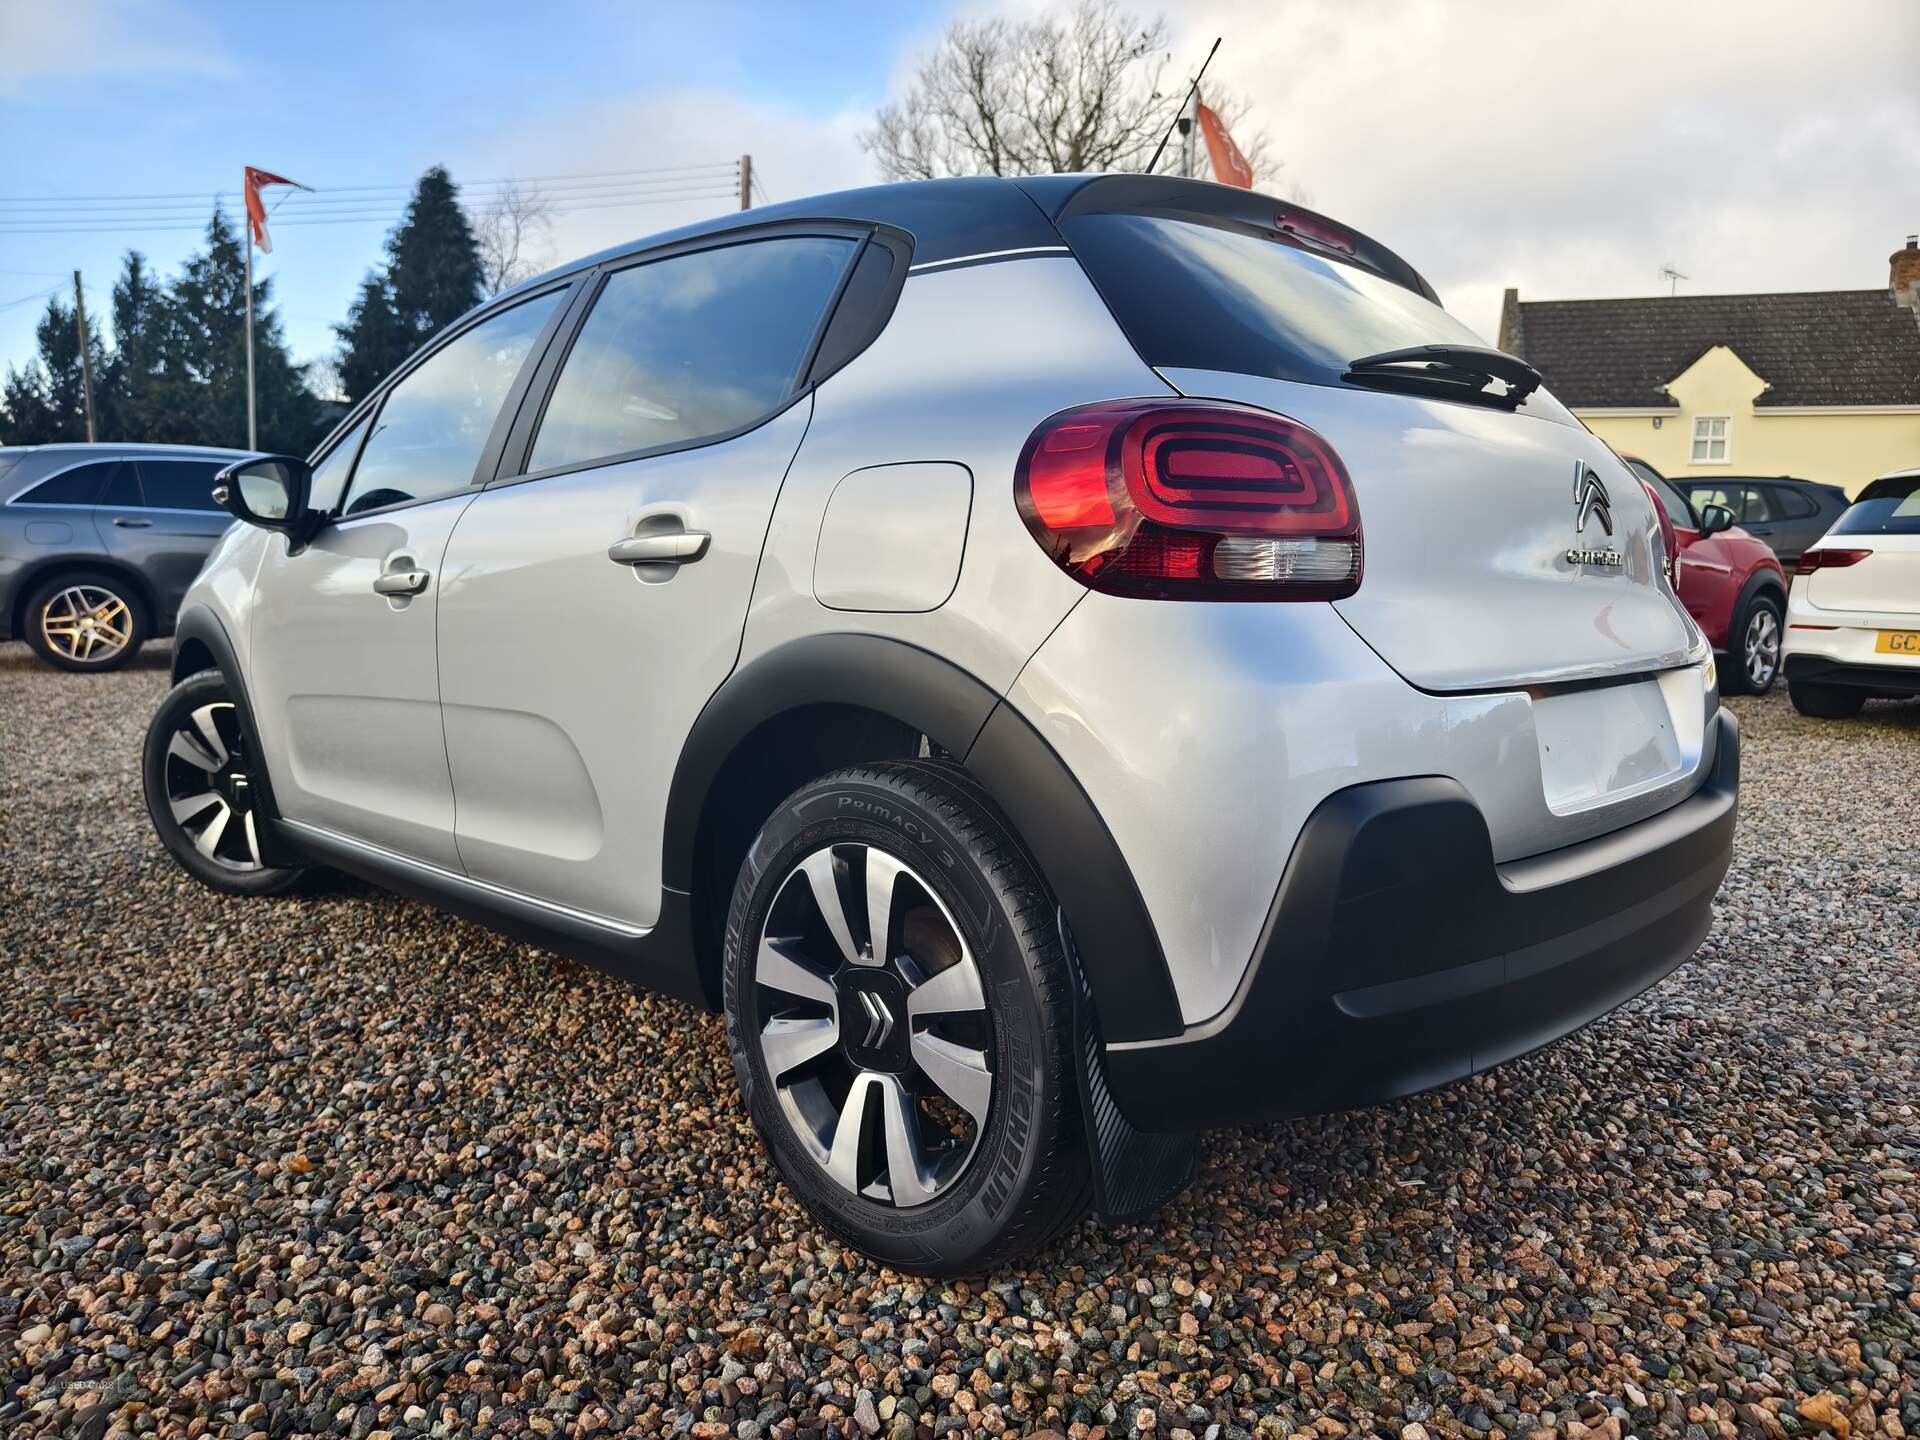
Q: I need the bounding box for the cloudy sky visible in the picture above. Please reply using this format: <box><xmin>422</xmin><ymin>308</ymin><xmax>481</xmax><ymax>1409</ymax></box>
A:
<box><xmin>3</xmin><ymin>0</ymin><xmax>1916</xmax><ymax>377</ymax></box>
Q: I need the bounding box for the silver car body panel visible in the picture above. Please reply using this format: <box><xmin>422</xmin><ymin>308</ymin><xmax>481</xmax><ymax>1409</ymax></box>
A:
<box><xmin>1007</xmin><ymin>594</ymin><xmax>1718</xmax><ymax>1025</ymax></box>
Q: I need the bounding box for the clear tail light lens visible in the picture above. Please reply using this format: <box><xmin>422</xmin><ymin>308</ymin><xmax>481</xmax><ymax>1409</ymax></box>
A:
<box><xmin>1795</xmin><ymin>548</ymin><xmax>1873</xmax><ymax>575</ymax></box>
<box><xmin>1013</xmin><ymin>399</ymin><xmax>1362</xmax><ymax>600</ymax></box>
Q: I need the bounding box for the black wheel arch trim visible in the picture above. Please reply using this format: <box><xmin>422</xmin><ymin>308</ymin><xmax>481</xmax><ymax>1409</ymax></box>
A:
<box><xmin>663</xmin><ymin>633</ymin><xmax>1185</xmax><ymax>1042</ymax></box>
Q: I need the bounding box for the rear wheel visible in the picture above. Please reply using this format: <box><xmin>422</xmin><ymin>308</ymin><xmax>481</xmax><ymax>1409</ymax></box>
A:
<box><xmin>1726</xmin><ymin>591</ymin><xmax>1783</xmax><ymax>695</ymax></box>
<box><xmin>1788</xmin><ymin>680</ymin><xmax>1866</xmax><ymax>719</ymax></box>
<box><xmin>24</xmin><ymin>571</ymin><xmax>147</xmax><ymax>672</ymax></box>
<box><xmin>142</xmin><ymin>670</ymin><xmax>310</xmax><ymax>895</ymax></box>
<box><xmin>723</xmin><ymin>761</ymin><xmax>1089</xmax><ymax>1274</ymax></box>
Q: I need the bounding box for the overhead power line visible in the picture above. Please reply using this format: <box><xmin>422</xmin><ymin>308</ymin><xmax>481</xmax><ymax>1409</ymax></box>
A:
<box><xmin>0</xmin><ymin>185</ymin><xmax>743</xmax><ymax>238</ymax></box>
<box><xmin>0</xmin><ymin>160</ymin><xmax>743</xmax><ymax>207</ymax></box>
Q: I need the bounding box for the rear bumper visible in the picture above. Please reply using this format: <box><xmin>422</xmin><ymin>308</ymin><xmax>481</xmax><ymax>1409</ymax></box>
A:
<box><xmin>1101</xmin><ymin>707</ymin><xmax>1740</xmax><ymax>1132</ymax></box>
<box><xmin>1785</xmin><ymin>654</ymin><xmax>1920</xmax><ymax>696</ymax></box>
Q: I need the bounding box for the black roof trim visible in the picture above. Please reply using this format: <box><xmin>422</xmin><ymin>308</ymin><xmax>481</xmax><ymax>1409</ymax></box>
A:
<box><xmin>1017</xmin><ymin>173</ymin><xmax>1440</xmax><ymax>304</ymax></box>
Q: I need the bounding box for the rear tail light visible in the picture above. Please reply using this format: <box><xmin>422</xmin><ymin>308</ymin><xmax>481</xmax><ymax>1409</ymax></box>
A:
<box><xmin>1013</xmin><ymin>400</ymin><xmax>1362</xmax><ymax>600</ymax></box>
<box><xmin>1796</xmin><ymin>548</ymin><xmax>1872</xmax><ymax>575</ymax></box>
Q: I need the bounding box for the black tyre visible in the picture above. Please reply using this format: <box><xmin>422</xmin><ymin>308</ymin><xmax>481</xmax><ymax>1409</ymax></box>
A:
<box><xmin>23</xmin><ymin>570</ymin><xmax>148</xmax><ymax>672</ymax></box>
<box><xmin>1724</xmin><ymin>590</ymin><xmax>1783</xmax><ymax>695</ymax></box>
<box><xmin>142</xmin><ymin>669</ymin><xmax>310</xmax><ymax>896</ymax></box>
<box><xmin>1788</xmin><ymin>679</ymin><xmax>1866</xmax><ymax>719</ymax></box>
<box><xmin>723</xmin><ymin>761</ymin><xmax>1090</xmax><ymax>1274</ymax></box>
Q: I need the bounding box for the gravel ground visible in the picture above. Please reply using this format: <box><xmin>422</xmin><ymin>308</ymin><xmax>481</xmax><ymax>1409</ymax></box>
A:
<box><xmin>2</xmin><ymin>640</ymin><xmax>1916</xmax><ymax>1440</ymax></box>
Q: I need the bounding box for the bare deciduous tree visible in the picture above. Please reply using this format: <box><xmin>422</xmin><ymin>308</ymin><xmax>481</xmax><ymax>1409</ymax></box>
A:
<box><xmin>471</xmin><ymin>181</ymin><xmax>555</xmax><ymax>294</ymax></box>
<box><xmin>863</xmin><ymin>1</ymin><xmax>1282</xmax><ymax>189</ymax></box>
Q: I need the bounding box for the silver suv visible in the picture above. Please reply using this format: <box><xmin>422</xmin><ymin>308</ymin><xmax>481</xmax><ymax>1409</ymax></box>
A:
<box><xmin>1</xmin><ymin>443</ymin><xmax>250</xmax><ymax>669</ymax></box>
<box><xmin>142</xmin><ymin>176</ymin><xmax>1740</xmax><ymax>1272</ymax></box>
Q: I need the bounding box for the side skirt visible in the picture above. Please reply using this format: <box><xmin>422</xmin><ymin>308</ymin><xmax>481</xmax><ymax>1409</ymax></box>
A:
<box><xmin>276</xmin><ymin>820</ymin><xmax>708</xmax><ymax>1009</ymax></box>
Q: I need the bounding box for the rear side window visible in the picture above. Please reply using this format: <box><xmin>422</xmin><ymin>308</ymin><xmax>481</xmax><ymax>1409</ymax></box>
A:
<box><xmin>1768</xmin><ymin>485</ymin><xmax>1817</xmax><ymax>520</ymax></box>
<box><xmin>1062</xmin><ymin>212</ymin><xmax>1574</xmax><ymax>420</ymax></box>
<box><xmin>345</xmin><ymin>289</ymin><xmax>564</xmax><ymax>516</ymax></box>
<box><xmin>1832</xmin><ymin>477</ymin><xmax>1920</xmax><ymax>535</ymax></box>
<box><xmin>528</xmin><ymin>235</ymin><xmax>855</xmax><ymax>473</ymax></box>
<box><xmin>137</xmin><ymin>460</ymin><xmax>226</xmax><ymax>511</ymax></box>
<box><xmin>14</xmin><ymin>460</ymin><xmax>117</xmax><ymax>505</ymax></box>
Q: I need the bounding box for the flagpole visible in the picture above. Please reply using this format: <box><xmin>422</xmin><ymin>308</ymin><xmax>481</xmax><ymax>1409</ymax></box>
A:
<box><xmin>244</xmin><ymin>224</ymin><xmax>257</xmax><ymax>451</ymax></box>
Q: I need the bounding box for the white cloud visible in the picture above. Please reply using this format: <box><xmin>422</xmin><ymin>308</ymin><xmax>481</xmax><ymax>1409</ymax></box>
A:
<box><xmin>0</xmin><ymin>0</ymin><xmax>232</xmax><ymax>97</ymax></box>
<box><xmin>441</xmin><ymin>88</ymin><xmax>873</xmax><ymax>278</ymax></box>
<box><xmin>920</xmin><ymin>0</ymin><xmax>1920</xmax><ymax>337</ymax></box>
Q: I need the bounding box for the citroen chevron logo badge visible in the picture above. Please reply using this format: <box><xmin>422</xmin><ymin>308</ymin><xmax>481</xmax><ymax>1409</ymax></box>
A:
<box><xmin>1573</xmin><ymin>461</ymin><xmax>1614</xmax><ymax>536</ymax></box>
<box><xmin>857</xmin><ymin>991</ymin><xmax>894</xmax><ymax>1049</ymax></box>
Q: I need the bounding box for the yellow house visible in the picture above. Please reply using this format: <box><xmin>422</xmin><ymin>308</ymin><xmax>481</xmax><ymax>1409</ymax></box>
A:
<box><xmin>1499</xmin><ymin>237</ymin><xmax>1920</xmax><ymax>497</ymax></box>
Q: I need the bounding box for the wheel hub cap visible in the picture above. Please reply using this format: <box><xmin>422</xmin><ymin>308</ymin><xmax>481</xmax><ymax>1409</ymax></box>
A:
<box><xmin>162</xmin><ymin>702</ymin><xmax>266</xmax><ymax>872</ymax></box>
<box><xmin>40</xmin><ymin>585</ymin><xmax>132</xmax><ymax>662</ymax></box>
<box><xmin>753</xmin><ymin>842</ymin><xmax>993</xmax><ymax>1208</ymax></box>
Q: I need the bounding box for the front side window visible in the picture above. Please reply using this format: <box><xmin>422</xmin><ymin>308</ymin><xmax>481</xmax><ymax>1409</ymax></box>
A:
<box><xmin>1642</xmin><ymin>471</ymin><xmax>1697</xmax><ymax>530</ymax></box>
<box><xmin>343</xmin><ymin>290</ymin><xmax>563</xmax><ymax>516</ymax></box>
<box><xmin>13</xmin><ymin>460</ymin><xmax>117</xmax><ymax>506</ymax></box>
<box><xmin>528</xmin><ymin>235</ymin><xmax>856</xmax><ymax>474</ymax></box>
<box><xmin>1690</xmin><ymin>416</ymin><xmax>1729</xmax><ymax>463</ymax></box>
<box><xmin>306</xmin><ymin>416</ymin><xmax>369</xmax><ymax>517</ymax></box>
<box><xmin>137</xmin><ymin>461</ymin><xmax>226</xmax><ymax>511</ymax></box>
<box><xmin>1689</xmin><ymin>485</ymin><xmax>1741</xmax><ymax>520</ymax></box>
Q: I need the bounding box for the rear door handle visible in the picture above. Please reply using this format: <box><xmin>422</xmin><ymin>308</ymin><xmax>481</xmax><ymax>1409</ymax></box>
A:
<box><xmin>607</xmin><ymin>531</ymin><xmax>710</xmax><ymax>566</ymax></box>
<box><xmin>112</xmin><ymin>517</ymin><xmax>153</xmax><ymax>529</ymax></box>
<box><xmin>372</xmin><ymin>569</ymin><xmax>430</xmax><ymax>596</ymax></box>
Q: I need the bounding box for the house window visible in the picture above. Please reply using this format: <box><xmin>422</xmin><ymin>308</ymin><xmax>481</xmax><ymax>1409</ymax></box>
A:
<box><xmin>1690</xmin><ymin>416</ymin><xmax>1730</xmax><ymax>464</ymax></box>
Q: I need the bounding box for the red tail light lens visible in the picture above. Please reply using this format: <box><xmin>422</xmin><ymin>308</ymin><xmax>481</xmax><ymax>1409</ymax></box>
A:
<box><xmin>1796</xmin><ymin>547</ymin><xmax>1873</xmax><ymax>575</ymax></box>
<box><xmin>1014</xmin><ymin>400</ymin><xmax>1361</xmax><ymax>600</ymax></box>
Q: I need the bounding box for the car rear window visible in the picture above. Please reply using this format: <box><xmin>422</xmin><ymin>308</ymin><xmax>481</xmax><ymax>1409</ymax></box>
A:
<box><xmin>1831</xmin><ymin>477</ymin><xmax>1920</xmax><ymax>535</ymax></box>
<box><xmin>1061</xmin><ymin>212</ymin><xmax>1574</xmax><ymax>421</ymax></box>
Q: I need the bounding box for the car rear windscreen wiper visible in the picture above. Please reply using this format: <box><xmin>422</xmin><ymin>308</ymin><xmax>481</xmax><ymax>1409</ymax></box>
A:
<box><xmin>1342</xmin><ymin>344</ymin><xmax>1543</xmax><ymax>411</ymax></box>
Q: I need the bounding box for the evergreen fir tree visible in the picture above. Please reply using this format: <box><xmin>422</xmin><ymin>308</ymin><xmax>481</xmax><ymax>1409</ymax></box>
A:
<box><xmin>100</xmin><ymin>252</ymin><xmax>181</xmax><ymax>442</ymax></box>
<box><xmin>387</xmin><ymin>166</ymin><xmax>485</xmax><ymax>340</ymax></box>
<box><xmin>336</xmin><ymin>166</ymin><xmax>485</xmax><ymax>402</ymax></box>
<box><xmin>335</xmin><ymin>274</ymin><xmax>410</xmax><ymax>405</ymax></box>
<box><xmin>0</xmin><ymin>296</ymin><xmax>103</xmax><ymax>445</ymax></box>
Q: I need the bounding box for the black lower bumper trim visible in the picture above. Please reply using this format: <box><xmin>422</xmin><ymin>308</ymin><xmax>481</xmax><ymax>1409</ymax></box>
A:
<box><xmin>1785</xmin><ymin>653</ymin><xmax>1920</xmax><ymax>696</ymax></box>
<box><xmin>1103</xmin><ymin>708</ymin><xmax>1740</xmax><ymax>1133</ymax></box>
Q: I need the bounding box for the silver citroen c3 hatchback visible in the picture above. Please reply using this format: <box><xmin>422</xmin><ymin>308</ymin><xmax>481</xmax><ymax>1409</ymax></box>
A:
<box><xmin>142</xmin><ymin>174</ymin><xmax>1739</xmax><ymax>1272</ymax></box>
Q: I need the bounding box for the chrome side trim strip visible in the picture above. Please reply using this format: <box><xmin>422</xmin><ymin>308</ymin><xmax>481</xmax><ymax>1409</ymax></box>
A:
<box><xmin>908</xmin><ymin>245</ymin><xmax>1072</xmax><ymax>275</ymax></box>
<box><xmin>278</xmin><ymin>818</ymin><xmax>651</xmax><ymax>938</ymax></box>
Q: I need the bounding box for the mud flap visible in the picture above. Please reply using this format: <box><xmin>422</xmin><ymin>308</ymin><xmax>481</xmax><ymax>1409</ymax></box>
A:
<box><xmin>1061</xmin><ymin>913</ymin><xmax>1199</xmax><ymax>1224</ymax></box>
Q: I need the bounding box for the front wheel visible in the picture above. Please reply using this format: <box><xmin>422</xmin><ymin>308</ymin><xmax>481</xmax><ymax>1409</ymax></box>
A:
<box><xmin>1726</xmin><ymin>591</ymin><xmax>1783</xmax><ymax>695</ymax></box>
<box><xmin>1788</xmin><ymin>680</ymin><xmax>1866</xmax><ymax>719</ymax></box>
<box><xmin>142</xmin><ymin>670</ymin><xmax>311</xmax><ymax>895</ymax></box>
<box><xmin>723</xmin><ymin>761</ymin><xmax>1090</xmax><ymax>1274</ymax></box>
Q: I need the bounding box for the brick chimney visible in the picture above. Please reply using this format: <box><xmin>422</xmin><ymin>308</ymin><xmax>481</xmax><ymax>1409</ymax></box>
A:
<box><xmin>1498</xmin><ymin>287</ymin><xmax>1523</xmax><ymax>353</ymax></box>
<box><xmin>1893</xmin><ymin>235</ymin><xmax>1920</xmax><ymax>309</ymax></box>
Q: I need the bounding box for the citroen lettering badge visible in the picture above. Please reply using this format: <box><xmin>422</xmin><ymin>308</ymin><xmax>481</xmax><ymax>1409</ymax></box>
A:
<box><xmin>1573</xmin><ymin>461</ymin><xmax>1613</xmax><ymax>536</ymax></box>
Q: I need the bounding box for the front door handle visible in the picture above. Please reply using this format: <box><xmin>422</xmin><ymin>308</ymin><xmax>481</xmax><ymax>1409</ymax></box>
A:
<box><xmin>112</xmin><ymin>517</ymin><xmax>153</xmax><ymax>528</ymax></box>
<box><xmin>607</xmin><ymin>531</ymin><xmax>710</xmax><ymax>567</ymax></box>
<box><xmin>372</xmin><ymin>569</ymin><xmax>430</xmax><ymax>596</ymax></box>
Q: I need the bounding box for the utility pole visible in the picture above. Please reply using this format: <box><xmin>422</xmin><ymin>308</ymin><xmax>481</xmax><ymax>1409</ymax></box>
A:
<box><xmin>72</xmin><ymin>271</ymin><xmax>97</xmax><ymax>443</ymax></box>
<box><xmin>244</xmin><ymin>231</ymin><xmax>257</xmax><ymax>450</ymax></box>
<box><xmin>1181</xmin><ymin>98</ymin><xmax>1198</xmax><ymax>179</ymax></box>
<box><xmin>739</xmin><ymin>154</ymin><xmax>752</xmax><ymax>211</ymax></box>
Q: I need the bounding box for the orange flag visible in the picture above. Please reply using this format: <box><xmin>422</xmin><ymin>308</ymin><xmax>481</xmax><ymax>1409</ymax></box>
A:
<box><xmin>1195</xmin><ymin>100</ymin><xmax>1254</xmax><ymax>189</ymax></box>
<box><xmin>243</xmin><ymin>166</ymin><xmax>311</xmax><ymax>253</ymax></box>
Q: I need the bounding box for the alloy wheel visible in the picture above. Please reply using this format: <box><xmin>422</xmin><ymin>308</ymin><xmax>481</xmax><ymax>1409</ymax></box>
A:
<box><xmin>754</xmin><ymin>843</ymin><xmax>993</xmax><ymax>1207</ymax></box>
<box><xmin>1744</xmin><ymin>607</ymin><xmax>1781</xmax><ymax>689</ymax></box>
<box><xmin>162</xmin><ymin>702</ymin><xmax>267</xmax><ymax>871</ymax></box>
<box><xmin>39</xmin><ymin>585</ymin><xmax>134</xmax><ymax>664</ymax></box>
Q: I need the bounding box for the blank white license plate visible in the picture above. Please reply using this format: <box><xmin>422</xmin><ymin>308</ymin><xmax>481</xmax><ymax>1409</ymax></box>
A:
<box><xmin>1534</xmin><ymin>680</ymin><xmax>1682</xmax><ymax>814</ymax></box>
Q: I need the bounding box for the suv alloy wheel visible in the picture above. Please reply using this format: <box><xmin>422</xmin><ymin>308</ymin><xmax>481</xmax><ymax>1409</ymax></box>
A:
<box><xmin>25</xmin><ymin>571</ymin><xmax>147</xmax><ymax>672</ymax></box>
<box><xmin>723</xmin><ymin>762</ymin><xmax>1090</xmax><ymax>1273</ymax></box>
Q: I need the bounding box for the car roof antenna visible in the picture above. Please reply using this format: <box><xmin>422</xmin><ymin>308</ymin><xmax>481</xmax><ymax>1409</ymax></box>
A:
<box><xmin>1145</xmin><ymin>37</ymin><xmax>1221</xmax><ymax>177</ymax></box>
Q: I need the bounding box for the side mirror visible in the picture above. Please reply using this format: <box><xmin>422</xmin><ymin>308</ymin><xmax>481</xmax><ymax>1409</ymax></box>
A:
<box><xmin>214</xmin><ymin>456</ymin><xmax>313</xmax><ymax>537</ymax></box>
<box><xmin>1697</xmin><ymin>503</ymin><xmax>1735</xmax><ymax>537</ymax></box>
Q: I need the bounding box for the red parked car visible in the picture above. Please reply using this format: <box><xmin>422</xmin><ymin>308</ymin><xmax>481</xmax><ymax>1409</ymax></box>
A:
<box><xmin>1622</xmin><ymin>454</ymin><xmax>1788</xmax><ymax>693</ymax></box>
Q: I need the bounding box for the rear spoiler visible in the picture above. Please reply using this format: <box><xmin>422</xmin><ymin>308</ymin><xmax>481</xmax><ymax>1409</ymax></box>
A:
<box><xmin>1014</xmin><ymin>172</ymin><xmax>1442</xmax><ymax>307</ymax></box>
